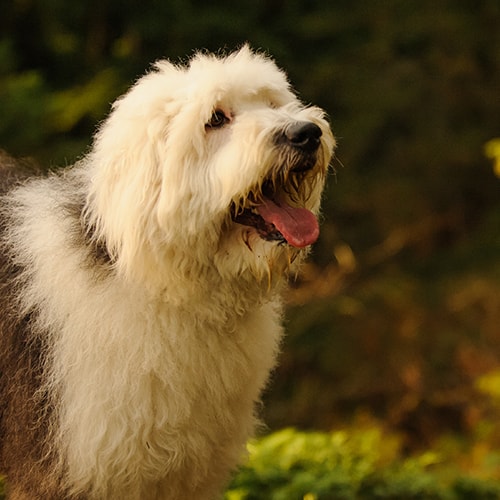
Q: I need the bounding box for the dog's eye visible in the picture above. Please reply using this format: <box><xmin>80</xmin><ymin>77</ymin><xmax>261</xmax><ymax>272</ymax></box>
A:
<box><xmin>206</xmin><ymin>110</ymin><xmax>230</xmax><ymax>130</ymax></box>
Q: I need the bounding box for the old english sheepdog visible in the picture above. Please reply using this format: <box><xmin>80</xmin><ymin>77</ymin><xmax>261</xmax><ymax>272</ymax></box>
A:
<box><xmin>0</xmin><ymin>46</ymin><xmax>335</xmax><ymax>499</ymax></box>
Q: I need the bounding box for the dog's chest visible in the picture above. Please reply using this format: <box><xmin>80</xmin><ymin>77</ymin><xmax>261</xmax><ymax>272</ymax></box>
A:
<box><xmin>59</xmin><ymin>297</ymin><xmax>283</xmax><ymax>496</ymax></box>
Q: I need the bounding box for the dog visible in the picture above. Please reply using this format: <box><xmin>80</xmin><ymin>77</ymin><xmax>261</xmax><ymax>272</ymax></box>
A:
<box><xmin>0</xmin><ymin>46</ymin><xmax>335</xmax><ymax>499</ymax></box>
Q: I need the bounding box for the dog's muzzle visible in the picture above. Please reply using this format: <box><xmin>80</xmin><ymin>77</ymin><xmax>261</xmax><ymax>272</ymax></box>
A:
<box><xmin>232</xmin><ymin>120</ymin><xmax>325</xmax><ymax>249</ymax></box>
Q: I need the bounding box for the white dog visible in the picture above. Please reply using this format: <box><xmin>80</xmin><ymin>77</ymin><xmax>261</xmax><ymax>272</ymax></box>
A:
<box><xmin>0</xmin><ymin>46</ymin><xmax>334</xmax><ymax>499</ymax></box>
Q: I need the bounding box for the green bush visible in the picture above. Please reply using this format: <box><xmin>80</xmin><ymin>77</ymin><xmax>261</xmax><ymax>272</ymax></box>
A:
<box><xmin>225</xmin><ymin>427</ymin><xmax>500</xmax><ymax>500</ymax></box>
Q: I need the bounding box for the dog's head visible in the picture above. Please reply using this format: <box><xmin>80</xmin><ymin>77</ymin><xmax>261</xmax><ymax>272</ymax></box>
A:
<box><xmin>87</xmin><ymin>46</ymin><xmax>335</xmax><ymax>285</ymax></box>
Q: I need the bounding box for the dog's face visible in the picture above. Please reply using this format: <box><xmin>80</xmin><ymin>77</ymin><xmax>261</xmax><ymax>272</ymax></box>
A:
<box><xmin>88</xmin><ymin>46</ymin><xmax>335</xmax><ymax>284</ymax></box>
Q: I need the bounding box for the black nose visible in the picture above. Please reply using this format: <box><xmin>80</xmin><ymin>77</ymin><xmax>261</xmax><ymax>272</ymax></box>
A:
<box><xmin>285</xmin><ymin>121</ymin><xmax>322</xmax><ymax>152</ymax></box>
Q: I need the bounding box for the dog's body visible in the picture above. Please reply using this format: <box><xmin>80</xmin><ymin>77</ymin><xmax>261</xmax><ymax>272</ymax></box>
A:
<box><xmin>0</xmin><ymin>47</ymin><xmax>334</xmax><ymax>499</ymax></box>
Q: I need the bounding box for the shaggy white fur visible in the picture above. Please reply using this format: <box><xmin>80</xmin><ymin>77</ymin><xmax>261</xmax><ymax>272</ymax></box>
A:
<box><xmin>0</xmin><ymin>46</ymin><xmax>334</xmax><ymax>499</ymax></box>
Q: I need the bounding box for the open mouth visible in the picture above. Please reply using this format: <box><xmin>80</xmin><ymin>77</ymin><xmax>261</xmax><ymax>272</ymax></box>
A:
<box><xmin>231</xmin><ymin>176</ymin><xmax>320</xmax><ymax>249</ymax></box>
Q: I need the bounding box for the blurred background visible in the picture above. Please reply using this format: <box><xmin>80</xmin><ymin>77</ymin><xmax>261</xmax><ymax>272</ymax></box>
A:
<box><xmin>1</xmin><ymin>0</ymin><xmax>499</xmax><ymax>487</ymax></box>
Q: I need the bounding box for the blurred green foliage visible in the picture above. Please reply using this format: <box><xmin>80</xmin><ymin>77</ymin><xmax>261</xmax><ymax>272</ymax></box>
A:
<box><xmin>1</xmin><ymin>0</ymin><xmax>500</xmax><ymax>493</ymax></box>
<box><xmin>485</xmin><ymin>139</ymin><xmax>500</xmax><ymax>178</ymax></box>
<box><xmin>225</xmin><ymin>425</ymin><xmax>500</xmax><ymax>499</ymax></box>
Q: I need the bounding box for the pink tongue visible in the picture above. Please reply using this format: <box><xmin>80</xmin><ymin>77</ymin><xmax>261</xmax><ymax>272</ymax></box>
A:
<box><xmin>257</xmin><ymin>198</ymin><xmax>320</xmax><ymax>248</ymax></box>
